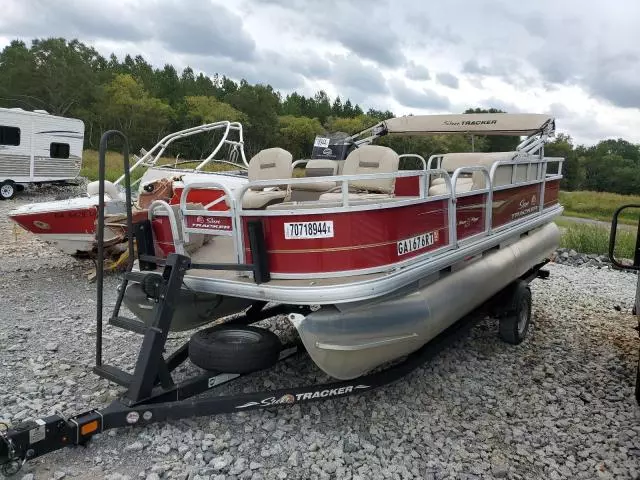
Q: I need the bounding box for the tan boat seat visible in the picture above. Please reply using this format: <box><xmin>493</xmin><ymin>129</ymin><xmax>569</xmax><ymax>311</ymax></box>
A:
<box><xmin>436</xmin><ymin>151</ymin><xmax>535</xmax><ymax>188</ymax></box>
<box><xmin>318</xmin><ymin>145</ymin><xmax>399</xmax><ymax>202</ymax></box>
<box><xmin>438</xmin><ymin>151</ymin><xmax>517</xmax><ymax>171</ymax></box>
<box><xmin>289</xmin><ymin>159</ymin><xmax>340</xmax><ymax>201</ymax></box>
<box><xmin>428</xmin><ymin>172</ymin><xmax>486</xmax><ymax>196</ymax></box>
<box><xmin>242</xmin><ymin>147</ymin><xmax>293</xmax><ymax>209</ymax></box>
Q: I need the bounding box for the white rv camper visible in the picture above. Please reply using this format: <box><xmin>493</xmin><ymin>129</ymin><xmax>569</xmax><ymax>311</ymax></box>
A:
<box><xmin>0</xmin><ymin>107</ymin><xmax>85</xmax><ymax>199</ymax></box>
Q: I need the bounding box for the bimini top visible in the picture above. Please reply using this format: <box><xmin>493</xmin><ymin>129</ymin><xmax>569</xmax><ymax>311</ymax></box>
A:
<box><xmin>375</xmin><ymin>113</ymin><xmax>555</xmax><ymax>137</ymax></box>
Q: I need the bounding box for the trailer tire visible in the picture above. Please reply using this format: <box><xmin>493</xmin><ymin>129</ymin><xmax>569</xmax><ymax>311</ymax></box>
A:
<box><xmin>498</xmin><ymin>281</ymin><xmax>532</xmax><ymax>345</ymax></box>
<box><xmin>0</xmin><ymin>181</ymin><xmax>16</xmax><ymax>200</ymax></box>
<box><xmin>189</xmin><ymin>325</ymin><xmax>282</xmax><ymax>373</ymax></box>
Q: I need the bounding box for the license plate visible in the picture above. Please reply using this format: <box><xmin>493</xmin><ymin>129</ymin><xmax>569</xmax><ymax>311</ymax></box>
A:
<box><xmin>284</xmin><ymin>221</ymin><xmax>334</xmax><ymax>239</ymax></box>
<box><xmin>397</xmin><ymin>231</ymin><xmax>438</xmax><ymax>256</ymax></box>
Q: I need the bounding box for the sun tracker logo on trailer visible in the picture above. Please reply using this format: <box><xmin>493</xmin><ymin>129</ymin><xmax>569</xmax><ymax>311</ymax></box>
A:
<box><xmin>234</xmin><ymin>385</ymin><xmax>370</xmax><ymax>409</ymax></box>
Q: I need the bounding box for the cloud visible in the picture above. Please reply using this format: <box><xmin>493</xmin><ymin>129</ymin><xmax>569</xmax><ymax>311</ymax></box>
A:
<box><xmin>477</xmin><ymin>97</ymin><xmax>522</xmax><ymax>113</ymax></box>
<box><xmin>0</xmin><ymin>0</ymin><xmax>256</xmax><ymax>62</ymax></box>
<box><xmin>405</xmin><ymin>61</ymin><xmax>431</xmax><ymax>81</ymax></box>
<box><xmin>1</xmin><ymin>0</ymin><xmax>640</xmax><ymax>144</ymax></box>
<box><xmin>388</xmin><ymin>78</ymin><xmax>450</xmax><ymax>110</ymax></box>
<box><xmin>0</xmin><ymin>0</ymin><xmax>146</xmax><ymax>42</ymax></box>
<box><xmin>330</xmin><ymin>54</ymin><xmax>388</xmax><ymax>96</ymax></box>
<box><xmin>250</xmin><ymin>0</ymin><xmax>406</xmax><ymax>67</ymax></box>
<box><xmin>462</xmin><ymin>59</ymin><xmax>491</xmax><ymax>76</ymax></box>
<box><xmin>197</xmin><ymin>52</ymin><xmax>306</xmax><ymax>91</ymax></box>
<box><xmin>435</xmin><ymin>72</ymin><xmax>459</xmax><ymax>89</ymax></box>
<box><xmin>149</xmin><ymin>1</ymin><xmax>255</xmax><ymax>60</ymax></box>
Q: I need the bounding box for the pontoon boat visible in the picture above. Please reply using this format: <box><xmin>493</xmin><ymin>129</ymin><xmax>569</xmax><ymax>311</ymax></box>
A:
<box><xmin>0</xmin><ymin>113</ymin><xmax>566</xmax><ymax>475</ymax></box>
<box><xmin>122</xmin><ymin>113</ymin><xmax>564</xmax><ymax>379</ymax></box>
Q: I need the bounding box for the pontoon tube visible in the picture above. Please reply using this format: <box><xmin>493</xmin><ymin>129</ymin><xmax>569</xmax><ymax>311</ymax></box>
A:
<box><xmin>289</xmin><ymin>222</ymin><xmax>560</xmax><ymax>379</ymax></box>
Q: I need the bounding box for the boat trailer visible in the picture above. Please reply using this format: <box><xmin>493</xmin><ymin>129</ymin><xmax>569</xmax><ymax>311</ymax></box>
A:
<box><xmin>0</xmin><ymin>131</ymin><xmax>552</xmax><ymax>475</ymax></box>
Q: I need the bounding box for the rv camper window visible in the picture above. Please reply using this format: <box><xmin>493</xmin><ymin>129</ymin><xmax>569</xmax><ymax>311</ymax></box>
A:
<box><xmin>0</xmin><ymin>126</ymin><xmax>20</xmax><ymax>146</ymax></box>
<box><xmin>50</xmin><ymin>142</ymin><xmax>70</xmax><ymax>159</ymax></box>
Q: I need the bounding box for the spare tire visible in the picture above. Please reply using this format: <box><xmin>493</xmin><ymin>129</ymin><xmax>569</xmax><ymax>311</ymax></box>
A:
<box><xmin>188</xmin><ymin>325</ymin><xmax>282</xmax><ymax>373</ymax></box>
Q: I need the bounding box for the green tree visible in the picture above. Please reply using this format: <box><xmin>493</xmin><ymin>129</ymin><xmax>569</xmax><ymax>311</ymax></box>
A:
<box><xmin>326</xmin><ymin>115</ymin><xmax>378</xmax><ymax>134</ymax></box>
<box><xmin>544</xmin><ymin>133</ymin><xmax>581</xmax><ymax>190</ymax></box>
<box><xmin>312</xmin><ymin>90</ymin><xmax>332</xmax><ymax>124</ymax></box>
<box><xmin>276</xmin><ymin>116</ymin><xmax>325</xmax><ymax>159</ymax></box>
<box><xmin>184</xmin><ymin>96</ymin><xmax>245</xmax><ymax>124</ymax></box>
<box><xmin>96</xmin><ymin>73</ymin><xmax>173</xmax><ymax>150</ymax></box>
<box><xmin>225</xmin><ymin>81</ymin><xmax>280</xmax><ymax>155</ymax></box>
<box><xmin>463</xmin><ymin>107</ymin><xmax>520</xmax><ymax>152</ymax></box>
<box><xmin>0</xmin><ymin>38</ymin><xmax>105</xmax><ymax>115</ymax></box>
<box><xmin>332</xmin><ymin>96</ymin><xmax>343</xmax><ymax>117</ymax></box>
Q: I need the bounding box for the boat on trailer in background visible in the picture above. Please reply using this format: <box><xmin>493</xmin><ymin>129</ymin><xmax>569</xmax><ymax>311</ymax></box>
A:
<box><xmin>122</xmin><ymin>112</ymin><xmax>564</xmax><ymax>379</ymax></box>
<box><xmin>0</xmin><ymin>113</ymin><xmax>565</xmax><ymax>475</ymax></box>
<box><xmin>7</xmin><ymin>121</ymin><xmax>250</xmax><ymax>256</ymax></box>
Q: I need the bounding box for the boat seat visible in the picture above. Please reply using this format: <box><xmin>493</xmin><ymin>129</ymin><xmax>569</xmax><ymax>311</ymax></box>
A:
<box><xmin>290</xmin><ymin>159</ymin><xmax>340</xmax><ymax>201</ymax></box>
<box><xmin>437</xmin><ymin>151</ymin><xmax>535</xmax><ymax>188</ymax></box>
<box><xmin>318</xmin><ymin>145</ymin><xmax>399</xmax><ymax>202</ymax></box>
<box><xmin>438</xmin><ymin>151</ymin><xmax>517</xmax><ymax>170</ymax></box>
<box><xmin>428</xmin><ymin>172</ymin><xmax>485</xmax><ymax>196</ymax></box>
<box><xmin>87</xmin><ymin>180</ymin><xmax>122</xmax><ymax>200</ymax></box>
<box><xmin>242</xmin><ymin>147</ymin><xmax>293</xmax><ymax>209</ymax></box>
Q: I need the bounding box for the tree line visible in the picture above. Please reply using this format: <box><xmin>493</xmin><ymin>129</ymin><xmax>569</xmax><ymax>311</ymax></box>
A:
<box><xmin>0</xmin><ymin>38</ymin><xmax>638</xmax><ymax>195</ymax></box>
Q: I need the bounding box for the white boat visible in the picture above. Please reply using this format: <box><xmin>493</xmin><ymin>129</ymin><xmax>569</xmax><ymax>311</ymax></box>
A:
<box><xmin>119</xmin><ymin>112</ymin><xmax>565</xmax><ymax>380</ymax></box>
<box><xmin>8</xmin><ymin>121</ymin><xmax>251</xmax><ymax>255</ymax></box>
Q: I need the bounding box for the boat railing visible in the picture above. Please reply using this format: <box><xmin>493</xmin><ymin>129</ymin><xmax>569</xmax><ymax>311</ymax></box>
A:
<box><xmin>178</xmin><ymin>180</ymin><xmax>242</xmax><ymax>263</ymax></box>
<box><xmin>177</xmin><ymin>169</ymin><xmax>453</xmax><ymax>269</ymax></box>
<box><xmin>398</xmin><ymin>154</ymin><xmax>427</xmax><ymax>170</ymax></box>
<box><xmin>148</xmin><ymin>199</ymin><xmax>186</xmax><ymax>255</ymax></box>
<box><xmin>167</xmin><ymin>154</ymin><xmax>563</xmax><ymax>278</ymax></box>
<box><xmin>450</xmin><ymin>166</ymin><xmax>493</xmax><ymax>243</ymax></box>
<box><xmin>236</xmin><ymin>169</ymin><xmax>453</xmax><ymax>209</ymax></box>
<box><xmin>114</xmin><ymin>121</ymin><xmax>248</xmax><ymax>186</ymax></box>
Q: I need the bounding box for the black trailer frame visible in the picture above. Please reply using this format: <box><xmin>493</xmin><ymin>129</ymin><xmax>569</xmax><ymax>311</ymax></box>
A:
<box><xmin>0</xmin><ymin>131</ymin><xmax>551</xmax><ymax>476</ymax></box>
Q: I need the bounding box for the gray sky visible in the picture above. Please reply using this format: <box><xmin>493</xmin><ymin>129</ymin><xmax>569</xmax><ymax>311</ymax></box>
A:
<box><xmin>2</xmin><ymin>0</ymin><xmax>639</xmax><ymax>145</ymax></box>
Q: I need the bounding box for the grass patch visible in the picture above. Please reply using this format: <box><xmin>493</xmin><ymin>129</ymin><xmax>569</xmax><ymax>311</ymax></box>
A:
<box><xmin>80</xmin><ymin>149</ymin><xmax>242</xmax><ymax>183</ymax></box>
<box><xmin>559</xmin><ymin>222</ymin><xmax>637</xmax><ymax>259</ymax></box>
<box><xmin>560</xmin><ymin>191</ymin><xmax>640</xmax><ymax>226</ymax></box>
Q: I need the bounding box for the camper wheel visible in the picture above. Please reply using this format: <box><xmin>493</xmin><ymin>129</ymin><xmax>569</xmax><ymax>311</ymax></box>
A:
<box><xmin>498</xmin><ymin>280</ymin><xmax>532</xmax><ymax>345</ymax></box>
<box><xmin>0</xmin><ymin>180</ymin><xmax>16</xmax><ymax>200</ymax></box>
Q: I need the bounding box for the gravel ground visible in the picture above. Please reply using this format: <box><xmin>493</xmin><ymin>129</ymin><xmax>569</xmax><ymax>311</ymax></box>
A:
<box><xmin>0</xmin><ymin>186</ymin><xmax>639</xmax><ymax>480</ymax></box>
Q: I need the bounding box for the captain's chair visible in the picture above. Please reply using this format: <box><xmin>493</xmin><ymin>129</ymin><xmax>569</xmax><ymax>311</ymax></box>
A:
<box><xmin>242</xmin><ymin>147</ymin><xmax>293</xmax><ymax>209</ymax></box>
<box><xmin>318</xmin><ymin>145</ymin><xmax>400</xmax><ymax>202</ymax></box>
